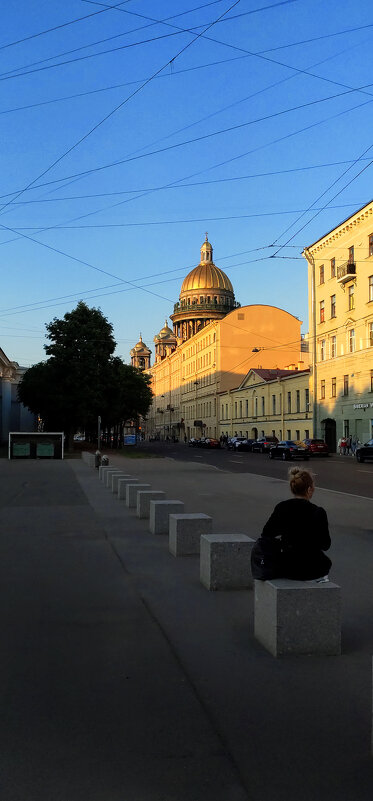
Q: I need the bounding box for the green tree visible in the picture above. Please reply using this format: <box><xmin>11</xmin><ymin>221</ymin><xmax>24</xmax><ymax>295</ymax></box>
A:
<box><xmin>18</xmin><ymin>302</ymin><xmax>152</xmax><ymax>449</ymax></box>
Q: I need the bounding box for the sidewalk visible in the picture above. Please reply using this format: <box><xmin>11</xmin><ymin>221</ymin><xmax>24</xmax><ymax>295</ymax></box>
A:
<box><xmin>0</xmin><ymin>456</ymin><xmax>372</xmax><ymax>800</ymax></box>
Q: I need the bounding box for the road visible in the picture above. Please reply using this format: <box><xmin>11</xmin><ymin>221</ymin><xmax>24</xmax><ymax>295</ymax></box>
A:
<box><xmin>137</xmin><ymin>441</ymin><xmax>373</xmax><ymax>499</ymax></box>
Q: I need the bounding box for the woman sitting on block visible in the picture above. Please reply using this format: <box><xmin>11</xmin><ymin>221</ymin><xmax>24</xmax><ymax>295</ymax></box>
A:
<box><xmin>261</xmin><ymin>467</ymin><xmax>332</xmax><ymax>582</ymax></box>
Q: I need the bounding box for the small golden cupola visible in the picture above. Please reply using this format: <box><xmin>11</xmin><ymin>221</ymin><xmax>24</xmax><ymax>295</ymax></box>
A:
<box><xmin>153</xmin><ymin>319</ymin><xmax>177</xmax><ymax>363</ymax></box>
<box><xmin>130</xmin><ymin>334</ymin><xmax>151</xmax><ymax>371</ymax></box>
<box><xmin>170</xmin><ymin>235</ymin><xmax>238</xmax><ymax>341</ymax></box>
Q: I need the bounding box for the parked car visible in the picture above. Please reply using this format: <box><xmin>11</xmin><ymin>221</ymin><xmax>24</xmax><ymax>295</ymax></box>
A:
<box><xmin>269</xmin><ymin>440</ymin><xmax>310</xmax><ymax>460</ymax></box>
<box><xmin>227</xmin><ymin>436</ymin><xmax>247</xmax><ymax>450</ymax></box>
<box><xmin>235</xmin><ymin>438</ymin><xmax>256</xmax><ymax>452</ymax></box>
<box><xmin>303</xmin><ymin>438</ymin><xmax>329</xmax><ymax>456</ymax></box>
<box><xmin>188</xmin><ymin>437</ymin><xmax>200</xmax><ymax>447</ymax></box>
<box><xmin>203</xmin><ymin>438</ymin><xmax>221</xmax><ymax>449</ymax></box>
<box><xmin>355</xmin><ymin>439</ymin><xmax>373</xmax><ymax>463</ymax></box>
<box><xmin>252</xmin><ymin>436</ymin><xmax>278</xmax><ymax>453</ymax></box>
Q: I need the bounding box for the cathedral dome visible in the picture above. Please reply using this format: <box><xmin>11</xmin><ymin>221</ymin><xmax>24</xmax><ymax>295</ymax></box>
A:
<box><xmin>154</xmin><ymin>320</ymin><xmax>176</xmax><ymax>342</ymax></box>
<box><xmin>180</xmin><ymin>263</ymin><xmax>233</xmax><ymax>295</ymax></box>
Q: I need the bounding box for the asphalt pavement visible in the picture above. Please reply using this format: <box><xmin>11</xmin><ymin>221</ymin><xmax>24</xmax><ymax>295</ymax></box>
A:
<box><xmin>0</xmin><ymin>453</ymin><xmax>372</xmax><ymax>801</ymax></box>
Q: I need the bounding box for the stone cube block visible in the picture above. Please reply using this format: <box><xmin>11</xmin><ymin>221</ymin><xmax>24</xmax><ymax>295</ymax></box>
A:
<box><xmin>118</xmin><ymin>477</ymin><xmax>140</xmax><ymax>500</ymax></box>
<box><xmin>169</xmin><ymin>514</ymin><xmax>212</xmax><ymax>556</ymax></box>
<box><xmin>149</xmin><ymin>500</ymin><xmax>184</xmax><ymax>534</ymax></box>
<box><xmin>137</xmin><ymin>490</ymin><xmax>166</xmax><ymax>519</ymax></box>
<box><xmin>254</xmin><ymin>578</ymin><xmax>341</xmax><ymax>657</ymax></box>
<box><xmin>105</xmin><ymin>469</ymin><xmax>121</xmax><ymax>488</ymax></box>
<box><xmin>126</xmin><ymin>483</ymin><xmax>151</xmax><ymax>508</ymax></box>
<box><xmin>99</xmin><ymin>466</ymin><xmax>111</xmax><ymax>481</ymax></box>
<box><xmin>111</xmin><ymin>473</ymin><xmax>131</xmax><ymax>493</ymax></box>
<box><xmin>200</xmin><ymin>534</ymin><xmax>254</xmax><ymax>590</ymax></box>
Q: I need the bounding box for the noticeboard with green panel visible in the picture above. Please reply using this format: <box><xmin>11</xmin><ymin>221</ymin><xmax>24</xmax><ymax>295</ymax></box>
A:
<box><xmin>36</xmin><ymin>442</ymin><xmax>55</xmax><ymax>457</ymax></box>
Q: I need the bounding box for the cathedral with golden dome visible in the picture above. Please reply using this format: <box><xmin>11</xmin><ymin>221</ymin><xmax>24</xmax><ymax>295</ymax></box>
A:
<box><xmin>131</xmin><ymin>236</ymin><xmax>309</xmax><ymax>441</ymax></box>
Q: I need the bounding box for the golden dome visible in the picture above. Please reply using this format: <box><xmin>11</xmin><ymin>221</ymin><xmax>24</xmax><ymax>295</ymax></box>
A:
<box><xmin>130</xmin><ymin>335</ymin><xmax>151</xmax><ymax>355</ymax></box>
<box><xmin>180</xmin><ymin>263</ymin><xmax>234</xmax><ymax>295</ymax></box>
<box><xmin>154</xmin><ymin>319</ymin><xmax>176</xmax><ymax>341</ymax></box>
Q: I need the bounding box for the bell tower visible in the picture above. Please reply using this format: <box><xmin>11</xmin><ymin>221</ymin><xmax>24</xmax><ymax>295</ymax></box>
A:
<box><xmin>130</xmin><ymin>335</ymin><xmax>151</xmax><ymax>371</ymax></box>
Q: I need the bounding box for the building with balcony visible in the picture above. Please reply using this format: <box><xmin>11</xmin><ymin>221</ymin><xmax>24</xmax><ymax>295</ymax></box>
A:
<box><xmin>303</xmin><ymin>199</ymin><xmax>373</xmax><ymax>451</ymax></box>
<box><xmin>139</xmin><ymin>236</ymin><xmax>308</xmax><ymax>440</ymax></box>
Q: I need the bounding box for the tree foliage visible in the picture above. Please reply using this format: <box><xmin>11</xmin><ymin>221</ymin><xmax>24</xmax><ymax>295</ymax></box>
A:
<box><xmin>18</xmin><ymin>302</ymin><xmax>153</xmax><ymax>447</ymax></box>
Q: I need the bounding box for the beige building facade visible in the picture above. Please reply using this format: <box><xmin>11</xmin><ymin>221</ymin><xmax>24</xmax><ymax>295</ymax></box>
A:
<box><xmin>143</xmin><ymin>238</ymin><xmax>308</xmax><ymax>440</ymax></box>
<box><xmin>304</xmin><ymin>199</ymin><xmax>373</xmax><ymax>450</ymax></box>
<box><xmin>219</xmin><ymin>368</ymin><xmax>312</xmax><ymax>441</ymax></box>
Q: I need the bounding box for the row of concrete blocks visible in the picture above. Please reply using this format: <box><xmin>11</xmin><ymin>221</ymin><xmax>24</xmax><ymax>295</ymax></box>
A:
<box><xmin>95</xmin><ymin>464</ymin><xmax>342</xmax><ymax>657</ymax></box>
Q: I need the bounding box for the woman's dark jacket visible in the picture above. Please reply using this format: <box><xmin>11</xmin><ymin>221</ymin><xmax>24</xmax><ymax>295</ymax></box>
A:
<box><xmin>262</xmin><ymin>498</ymin><xmax>331</xmax><ymax>580</ymax></box>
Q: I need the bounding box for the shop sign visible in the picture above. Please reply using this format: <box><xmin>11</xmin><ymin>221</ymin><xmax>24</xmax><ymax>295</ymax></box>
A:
<box><xmin>353</xmin><ymin>402</ymin><xmax>373</xmax><ymax>409</ymax></box>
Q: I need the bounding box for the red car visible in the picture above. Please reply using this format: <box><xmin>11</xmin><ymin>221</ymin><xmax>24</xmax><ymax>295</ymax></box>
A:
<box><xmin>303</xmin><ymin>438</ymin><xmax>329</xmax><ymax>456</ymax></box>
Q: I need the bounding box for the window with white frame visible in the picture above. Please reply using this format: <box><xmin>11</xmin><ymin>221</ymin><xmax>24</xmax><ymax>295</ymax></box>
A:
<box><xmin>320</xmin><ymin>340</ymin><xmax>325</xmax><ymax>361</ymax></box>
<box><xmin>348</xmin><ymin>328</ymin><xmax>355</xmax><ymax>353</ymax></box>
<box><xmin>369</xmin><ymin>321</ymin><xmax>373</xmax><ymax>347</ymax></box>
<box><xmin>369</xmin><ymin>275</ymin><xmax>373</xmax><ymax>302</ymax></box>
<box><xmin>330</xmin><ymin>335</ymin><xmax>336</xmax><ymax>358</ymax></box>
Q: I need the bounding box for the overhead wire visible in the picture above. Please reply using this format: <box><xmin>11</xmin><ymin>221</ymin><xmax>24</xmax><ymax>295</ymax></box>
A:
<box><xmin>0</xmin><ymin>0</ymin><xmax>241</xmax><ymax>220</ymax></box>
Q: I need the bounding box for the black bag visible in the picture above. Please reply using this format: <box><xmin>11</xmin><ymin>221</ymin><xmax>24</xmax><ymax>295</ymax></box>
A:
<box><xmin>251</xmin><ymin>536</ymin><xmax>283</xmax><ymax>581</ymax></box>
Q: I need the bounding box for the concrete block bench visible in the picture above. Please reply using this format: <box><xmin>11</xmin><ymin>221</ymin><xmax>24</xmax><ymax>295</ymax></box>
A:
<box><xmin>254</xmin><ymin>578</ymin><xmax>341</xmax><ymax>657</ymax></box>
<box><xmin>99</xmin><ymin>465</ymin><xmax>112</xmax><ymax>481</ymax></box>
<box><xmin>126</xmin><ymin>483</ymin><xmax>151</xmax><ymax>509</ymax></box>
<box><xmin>200</xmin><ymin>534</ymin><xmax>255</xmax><ymax>590</ymax></box>
<box><xmin>111</xmin><ymin>473</ymin><xmax>131</xmax><ymax>493</ymax></box>
<box><xmin>169</xmin><ymin>514</ymin><xmax>212</xmax><ymax>556</ymax></box>
<box><xmin>137</xmin><ymin>490</ymin><xmax>166</xmax><ymax>519</ymax></box>
<box><xmin>104</xmin><ymin>469</ymin><xmax>122</xmax><ymax>488</ymax></box>
<box><xmin>149</xmin><ymin>500</ymin><xmax>184</xmax><ymax>535</ymax></box>
<box><xmin>118</xmin><ymin>477</ymin><xmax>140</xmax><ymax>500</ymax></box>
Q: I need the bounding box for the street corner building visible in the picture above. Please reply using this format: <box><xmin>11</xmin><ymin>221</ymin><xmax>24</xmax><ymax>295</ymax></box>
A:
<box><xmin>132</xmin><ymin>235</ymin><xmax>310</xmax><ymax>442</ymax></box>
<box><xmin>303</xmin><ymin>199</ymin><xmax>373</xmax><ymax>451</ymax></box>
<box><xmin>0</xmin><ymin>347</ymin><xmax>35</xmax><ymax>443</ymax></box>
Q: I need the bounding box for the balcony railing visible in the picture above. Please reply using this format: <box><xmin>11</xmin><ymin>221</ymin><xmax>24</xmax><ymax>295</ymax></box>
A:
<box><xmin>337</xmin><ymin>261</ymin><xmax>356</xmax><ymax>284</ymax></box>
<box><xmin>173</xmin><ymin>300</ymin><xmax>240</xmax><ymax>314</ymax></box>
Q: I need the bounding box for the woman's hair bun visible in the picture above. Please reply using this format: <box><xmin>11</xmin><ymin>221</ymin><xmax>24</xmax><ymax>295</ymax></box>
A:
<box><xmin>288</xmin><ymin>466</ymin><xmax>314</xmax><ymax>496</ymax></box>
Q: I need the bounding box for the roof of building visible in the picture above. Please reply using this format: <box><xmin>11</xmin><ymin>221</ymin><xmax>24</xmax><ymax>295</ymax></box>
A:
<box><xmin>180</xmin><ymin>263</ymin><xmax>234</xmax><ymax>295</ymax></box>
<box><xmin>305</xmin><ymin>198</ymin><xmax>373</xmax><ymax>250</ymax></box>
<box><xmin>154</xmin><ymin>320</ymin><xmax>177</xmax><ymax>342</ymax></box>
<box><xmin>130</xmin><ymin>335</ymin><xmax>151</xmax><ymax>355</ymax></box>
<box><xmin>233</xmin><ymin>367</ymin><xmax>310</xmax><ymax>392</ymax></box>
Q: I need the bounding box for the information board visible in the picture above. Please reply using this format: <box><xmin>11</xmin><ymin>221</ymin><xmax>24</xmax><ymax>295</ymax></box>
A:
<box><xmin>124</xmin><ymin>435</ymin><xmax>136</xmax><ymax>445</ymax></box>
<box><xmin>13</xmin><ymin>442</ymin><xmax>30</xmax><ymax>457</ymax></box>
<box><xmin>36</xmin><ymin>443</ymin><xmax>55</xmax><ymax>457</ymax></box>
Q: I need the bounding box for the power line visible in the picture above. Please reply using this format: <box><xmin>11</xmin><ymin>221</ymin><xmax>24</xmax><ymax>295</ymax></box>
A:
<box><xmin>0</xmin><ymin>0</ymin><xmax>133</xmax><ymax>52</ymax></box>
<box><xmin>11</xmin><ymin>202</ymin><xmax>372</xmax><ymax>230</ymax></box>
<box><xmin>0</xmin><ymin>0</ymin><xmax>241</xmax><ymax>219</ymax></box>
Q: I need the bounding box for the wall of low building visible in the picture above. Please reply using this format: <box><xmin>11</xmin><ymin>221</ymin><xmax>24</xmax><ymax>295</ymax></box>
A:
<box><xmin>218</xmin><ymin>371</ymin><xmax>312</xmax><ymax>442</ymax></box>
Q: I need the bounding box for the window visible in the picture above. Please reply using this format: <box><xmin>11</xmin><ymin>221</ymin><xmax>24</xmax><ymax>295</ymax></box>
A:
<box><xmin>221</xmin><ymin>405</ymin><xmax>224</xmax><ymax>420</ymax></box>
<box><xmin>319</xmin><ymin>264</ymin><xmax>324</xmax><ymax>284</ymax></box>
<box><xmin>330</xmin><ymin>335</ymin><xmax>336</xmax><ymax>358</ymax></box>
<box><xmin>261</xmin><ymin>396</ymin><xmax>265</xmax><ymax>415</ymax></box>
<box><xmin>245</xmin><ymin>399</ymin><xmax>249</xmax><ymax>416</ymax></box>
<box><xmin>320</xmin><ymin>300</ymin><xmax>325</xmax><ymax>322</ymax></box>
<box><xmin>331</xmin><ymin>377</ymin><xmax>336</xmax><ymax>398</ymax></box>
<box><xmin>320</xmin><ymin>340</ymin><xmax>325</xmax><ymax>361</ymax></box>
<box><xmin>369</xmin><ymin>275</ymin><xmax>373</xmax><ymax>302</ymax></box>
<box><xmin>305</xmin><ymin>429</ymin><xmax>309</xmax><ymax>440</ymax></box>
<box><xmin>239</xmin><ymin>401</ymin><xmax>242</xmax><ymax>418</ymax></box>
<box><xmin>234</xmin><ymin>402</ymin><xmax>237</xmax><ymax>418</ymax></box>
<box><xmin>371</xmin><ymin>370</ymin><xmax>373</xmax><ymax>392</ymax></box>
<box><xmin>348</xmin><ymin>246</ymin><xmax>354</xmax><ymax>264</ymax></box>
<box><xmin>320</xmin><ymin>380</ymin><xmax>325</xmax><ymax>400</ymax></box>
<box><xmin>330</xmin><ymin>294</ymin><xmax>336</xmax><ymax>318</ymax></box>
<box><xmin>254</xmin><ymin>398</ymin><xmax>258</xmax><ymax>416</ymax></box>
<box><xmin>344</xmin><ymin>420</ymin><xmax>349</xmax><ymax>438</ymax></box>
<box><xmin>369</xmin><ymin>234</ymin><xmax>373</xmax><ymax>257</ymax></box>
<box><xmin>348</xmin><ymin>328</ymin><xmax>355</xmax><ymax>353</ymax></box>
<box><xmin>296</xmin><ymin>430</ymin><xmax>300</xmax><ymax>441</ymax></box>
<box><xmin>272</xmin><ymin>395</ymin><xmax>276</xmax><ymax>414</ymax></box>
<box><xmin>369</xmin><ymin>322</ymin><xmax>373</xmax><ymax>347</ymax></box>
<box><xmin>348</xmin><ymin>284</ymin><xmax>354</xmax><ymax>310</ymax></box>
<box><xmin>330</xmin><ymin>257</ymin><xmax>336</xmax><ymax>278</ymax></box>
<box><xmin>343</xmin><ymin>375</ymin><xmax>349</xmax><ymax>396</ymax></box>
<box><xmin>287</xmin><ymin>430</ymin><xmax>291</xmax><ymax>440</ymax></box>
<box><xmin>305</xmin><ymin>388</ymin><xmax>309</xmax><ymax>410</ymax></box>
<box><xmin>287</xmin><ymin>391</ymin><xmax>291</xmax><ymax>413</ymax></box>
<box><xmin>296</xmin><ymin>390</ymin><xmax>300</xmax><ymax>412</ymax></box>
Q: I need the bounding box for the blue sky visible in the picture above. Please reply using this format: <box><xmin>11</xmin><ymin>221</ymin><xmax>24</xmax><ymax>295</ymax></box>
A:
<box><xmin>1</xmin><ymin>0</ymin><xmax>372</xmax><ymax>365</ymax></box>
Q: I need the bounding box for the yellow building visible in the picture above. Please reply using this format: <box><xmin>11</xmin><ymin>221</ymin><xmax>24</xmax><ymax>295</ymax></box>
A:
<box><xmin>143</xmin><ymin>237</ymin><xmax>308</xmax><ymax>440</ymax></box>
<box><xmin>219</xmin><ymin>367</ymin><xmax>311</xmax><ymax>441</ymax></box>
<box><xmin>303</xmin><ymin>199</ymin><xmax>373</xmax><ymax>450</ymax></box>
